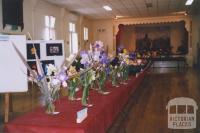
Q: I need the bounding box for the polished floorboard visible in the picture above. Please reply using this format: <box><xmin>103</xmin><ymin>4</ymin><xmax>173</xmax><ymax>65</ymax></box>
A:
<box><xmin>108</xmin><ymin>68</ymin><xmax>200</xmax><ymax>133</ymax></box>
<box><xmin>1</xmin><ymin>68</ymin><xmax>200</xmax><ymax>133</ymax></box>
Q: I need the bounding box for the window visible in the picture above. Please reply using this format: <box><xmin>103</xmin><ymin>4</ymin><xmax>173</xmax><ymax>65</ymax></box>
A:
<box><xmin>69</xmin><ymin>23</ymin><xmax>75</xmax><ymax>32</ymax></box>
<box><xmin>83</xmin><ymin>27</ymin><xmax>88</xmax><ymax>41</ymax></box>
<box><xmin>69</xmin><ymin>22</ymin><xmax>78</xmax><ymax>54</ymax></box>
<box><xmin>44</xmin><ymin>15</ymin><xmax>56</xmax><ymax>40</ymax></box>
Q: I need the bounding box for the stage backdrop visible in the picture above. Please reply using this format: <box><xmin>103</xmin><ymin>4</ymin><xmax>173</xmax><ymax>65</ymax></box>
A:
<box><xmin>118</xmin><ymin>22</ymin><xmax>188</xmax><ymax>54</ymax></box>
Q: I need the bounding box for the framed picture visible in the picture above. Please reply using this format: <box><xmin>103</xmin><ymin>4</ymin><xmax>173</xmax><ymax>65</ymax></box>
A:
<box><xmin>27</xmin><ymin>60</ymin><xmax>55</xmax><ymax>75</ymax></box>
<box><xmin>27</xmin><ymin>43</ymin><xmax>40</xmax><ymax>59</ymax></box>
<box><xmin>46</xmin><ymin>43</ymin><xmax>63</xmax><ymax>56</ymax></box>
<box><xmin>41</xmin><ymin>60</ymin><xmax>55</xmax><ymax>74</ymax></box>
<box><xmin>27</xmin><ymin>61</ymin><xmax>37</xmax><ymax>76</ymax></box>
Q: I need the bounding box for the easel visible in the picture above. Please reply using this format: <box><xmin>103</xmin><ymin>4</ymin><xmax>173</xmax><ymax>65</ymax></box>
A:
<box><xmin>4</xmin><ymin>93</ymin><xmax>13</xmax><ymax>123</ymax></box>
<box><xmin>4</xmin><ymin>93</ymin><xmax>9</xmax><ymax>123</ymax></box>
<box><xmin>0</xmin><ymin>35</ymin><xmax>27</xmax><ymax>123</ymax></box>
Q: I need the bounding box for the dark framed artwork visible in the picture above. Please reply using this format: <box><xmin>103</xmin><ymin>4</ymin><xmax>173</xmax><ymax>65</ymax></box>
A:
<box><xmin>27</xmin><ymin>61</ymin><xmax>37</xmax><ymax>76</ymax></box>
<box><xmin>27</xmin><ymin>43</ymin><xmax>40</xmax><ymax>59</ymax></box>
<box><xmin>41</xmin><ymin>60</ymin><xmax>55</xmax><ymax>74</ymax></box>
<box><xmin>46</xmin><ymin>43</ymin><xmax>63</xmax><ymax>56</ymax></box>
<box><xmin>27</xmin><ymin>60</ymin><xmax>55</xmax><ymax>75</ymax></box>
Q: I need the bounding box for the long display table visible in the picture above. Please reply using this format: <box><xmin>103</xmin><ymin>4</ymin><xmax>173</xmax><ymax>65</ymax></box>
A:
<box><xmin>4</xmin><ymin>67</ymin><xmax>148</xmax><ymax>133</ymax></box>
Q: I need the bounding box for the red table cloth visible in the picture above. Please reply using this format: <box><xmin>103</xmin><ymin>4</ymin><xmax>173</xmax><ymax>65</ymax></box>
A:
<box><xmin>4</xmin><ymin>68</ymin><xmax>148</xmax><ymax>133</ymax></box>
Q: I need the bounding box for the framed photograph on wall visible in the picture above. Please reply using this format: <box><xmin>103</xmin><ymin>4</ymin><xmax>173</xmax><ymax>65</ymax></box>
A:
<box><xmin>41</xmin><ymin>60</ymin><xmax>55</xmax><ymax>74</ymax></box>
<box><xmin>27</xmin><ymin>61</ymin><xmax>37</xmax><ymax>76</ymax></box>
<box><xmin>27</xmin><ymin>43</ymin><xmax>40</xmax><ymax>59</ymax></box>
<box><xmin>46</xmin><ymin>43</ymin><xmax>63</xmax><ymax>56</ymax></box>
<box><xmin>27</xmin><ymin>60</ymin><xmax>55</xmax><ymax>75</ymax></box>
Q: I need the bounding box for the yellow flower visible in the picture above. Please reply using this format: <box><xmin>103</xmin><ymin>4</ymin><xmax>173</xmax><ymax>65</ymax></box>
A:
<box><xmin>125</xmin><ymin>59</ymin><xmax>129</xmax><ymax>65</ymax></box>
<box><xmin>68</xmin><ymin>66</ymin><xmax>77</xmax><ymax>76</ymax></box>
<box><xmin>123</xmin><ymin>49</ymin><xmax>128</xmax><ymax>54</ymax></box>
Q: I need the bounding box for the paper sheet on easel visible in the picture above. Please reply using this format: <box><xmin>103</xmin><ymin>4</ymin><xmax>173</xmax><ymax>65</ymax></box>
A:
<box><xmin>0</xmin><ymin>35</ymin><xmax>28</xmax><ymax>93</ymax></box>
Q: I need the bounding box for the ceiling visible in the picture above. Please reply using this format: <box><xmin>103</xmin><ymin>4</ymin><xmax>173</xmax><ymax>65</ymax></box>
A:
<box><xmin>44</xmin><ymin>0</ymin><xmax>200</xmax><ymax>19</ymax></box>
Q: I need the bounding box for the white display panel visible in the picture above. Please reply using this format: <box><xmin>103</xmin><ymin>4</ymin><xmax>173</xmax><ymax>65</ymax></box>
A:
<box><xmin>26</xmin><ymin>40</ymin><xmax>65</xmax><ymax>70</ymax></box>
<box><xmin>0</xmin><ymin>35</ymin><xmax>28</xmax><ymax>93</ymax></box>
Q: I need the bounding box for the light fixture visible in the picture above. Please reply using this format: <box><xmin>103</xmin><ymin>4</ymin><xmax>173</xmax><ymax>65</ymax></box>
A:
<box><xmin>185</xmin><ymin>0</ymin><xmax>194</xmax><ymax>5</ymax></box>
<box><xmin>103</xmin><ymin>5</ymin><xmax>112</xmax><ymax>11</ymax></box>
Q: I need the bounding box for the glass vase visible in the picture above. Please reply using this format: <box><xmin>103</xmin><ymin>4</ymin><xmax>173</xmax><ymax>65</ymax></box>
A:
<box><xmin>68</xmin><ymin>78</ymin><xmax>79</xmax><ymax>101</ymax></box>
<box><xmin>45</xmin><ymin>99</ymin><xmax>55</xmax><ymax>114</ymax></box>
<box><xmin>81</xmin><ymin>85</ymin><xmax>89</xmax><ymax>106</ymax></box>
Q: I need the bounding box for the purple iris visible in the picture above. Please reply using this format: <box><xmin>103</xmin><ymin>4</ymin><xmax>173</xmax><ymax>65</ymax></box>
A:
<box><xmin>100</xmin><ymin>53</ymin><xmax>109</xmax><ymax>65</ymax></box>
<box><xmin>105</xmin><ymin>67</ymin><xmax>110</xmax><ymax>75</ymax></box>
<box><xmin>94</xmin><ymin>43</ymin><xmax>100</xmax><ymax>48</ymax></box>
<box><xmin>37</xmin><ymin>74</ymin><xmax>45</xmax><ymax>81</ymax></box>
<box><xmin>80</xmin><ymin>51</ymin><xmax>88</xmax><ymax>56</ymax></box>
<box><xmin>117</xmin><ymin>45</ymin><xmax>124</xmax><ymax>54</ymax></box>
<box><xmin>129</xmin><ymin>52</ymin><xmax>136</xmax><ymax>60</ymax></box>
<box><xmin>80</xmin><ymin>51</ymin><xmax>91</xmax><ymax>68</ymax></box>
<box><xmin>57</xmin><ymin>72</ymin><xmax>68</xmax><ymax>82</ymax></box>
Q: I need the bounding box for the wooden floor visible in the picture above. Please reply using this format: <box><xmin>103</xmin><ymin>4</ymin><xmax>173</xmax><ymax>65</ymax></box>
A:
<box><xmin>1</xmin><ymin>68</ymin><xmax>200</xmax><ymax>133</ymax></box>
<box><xmin>108</xmin><ymin>68</ymin><xmax>200</xmax><ymax>133</ymax></box>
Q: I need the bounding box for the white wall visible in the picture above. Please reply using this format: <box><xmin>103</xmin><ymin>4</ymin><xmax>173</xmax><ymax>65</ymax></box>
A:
<box><xmin>92</xmin><ymin>19</ymin><xmax>114</xmax><ymax>54</ymax></box>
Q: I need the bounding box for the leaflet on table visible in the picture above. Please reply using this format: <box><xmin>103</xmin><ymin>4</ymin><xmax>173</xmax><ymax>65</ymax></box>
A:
<box><xmin>76</xmin><ymin>108</ymin><xmax>88</xmax><ymax>123</ymax></box>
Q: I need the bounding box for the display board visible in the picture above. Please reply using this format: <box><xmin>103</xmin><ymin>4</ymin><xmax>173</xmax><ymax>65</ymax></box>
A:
<box><xmin>0</xmin><ymin>35</ymin><xmax>28</xmax><ymax>93</ymax></box>
<box><xmin>26</xmin><ymin>40</ymin><xmax>65</xmax><ymax>73</ymax></box>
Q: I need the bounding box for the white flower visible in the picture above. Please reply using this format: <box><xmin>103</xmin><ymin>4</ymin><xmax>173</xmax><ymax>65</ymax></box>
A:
<box><xmin>117</xmin><ymin>73</ymin><xmax>121</xmax><ymax>77</ymax></box>
<box><xmin>66</xmin><ymin>54</ymin><xmax>75</xmax><ymax>62</ymax></box>
<box><xmin>63</xmin><ymin>66</ymin><xmax>67</xmax><ymax>70</ymax></box>
<box><xmin>95</xmin><ymin>41</ymin><xmax>104</xmax><ymax>48</ymax></box>
<box><xmin>51</xmin><ymin>78</ymin><xmax>60</xmax><ymax>86</ymax></box>
<box><xmin>137</xmin><ymin>59</ymin><xmax>142</xmax><ymax>65</ymax></box>
<box><xmin>46</xmin><ymin>64</ymin><xmax>57</xmax><ymax>76</ymax></box>
<box><xmin>93</xmin><ymin>51</ymin><xmax>101</xmax><ymax>62</ymax></box>
<box><xmin>62</xmin><ymin>81</ymin><xmax>68</xmax><ymax>87</ymax></box>
<box><xmin>80</xmin><ymin>53</ymin><xmax>90</xmax><ymax>65</ymax></box>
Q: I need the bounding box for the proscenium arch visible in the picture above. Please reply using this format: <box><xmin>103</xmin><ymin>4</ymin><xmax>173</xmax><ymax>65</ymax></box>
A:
<box><xmin>113</xmin><ymin>15</ymin><xmax>193</xmax><ymax>66</ymax></box>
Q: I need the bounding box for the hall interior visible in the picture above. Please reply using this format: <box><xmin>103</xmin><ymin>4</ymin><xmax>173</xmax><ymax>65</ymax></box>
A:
<box><xmin>0</xmin><ymin>0</ymin><xmax>200</xmax><ymax>133</ymax></box>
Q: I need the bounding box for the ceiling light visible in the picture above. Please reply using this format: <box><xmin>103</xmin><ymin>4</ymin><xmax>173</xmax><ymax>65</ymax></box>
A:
<box><xmin>185</xmin><ymin>0</ymin><xmax>194</xmax><ymax>5</ymax></box>
<box><xmin>103</xmin><ymin>6</ymin><xmax>112</xmax><ymax>11</ymax></box>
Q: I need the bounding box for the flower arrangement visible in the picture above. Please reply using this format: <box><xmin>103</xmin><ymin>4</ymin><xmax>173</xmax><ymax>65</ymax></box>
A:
<box><xmin>91</xmin><ymin>42</ymin><xmax>110</xmax><ymax>94</ymax></box>
<box><xmin>12</xmin><ymin>43</ymin><xmax>71</xmax><ymax>114</ymax></box>
<box><xmin>110</xmin><ymin>65</ymin><xmax>119</xmax><ymax>87</ymax></box>
<box><xmin>80</xmin><ymin>69</ymin><xmax>95</xmax><ymax>106</ymax></box>
<box><xmin>79</xmin><ymin>50</ymin><xmax>95</xmax><ymax>106</ymax></box>
<box><xmin>118</xmin><ymin>50</ymin><xmax>130</xmax><ymax>84</ymax></box>
<box><xmin>96</xmin><ymin>65</ymin><xmax>107</xmax><ymax>93</ymax></box>
<box><xmin>109</xmin><ymin>57</ymin><xmax>120</xmax><ymax>87</ymax></box>
<box><xmin>13</xmin><ymin>39</ymin><xmax>136</xmax><ymax>110</ymax></box>
<box><xmin>67</xmin><ymin>66</ymin><xmax>79</xmax><ymax>100</ymax></box>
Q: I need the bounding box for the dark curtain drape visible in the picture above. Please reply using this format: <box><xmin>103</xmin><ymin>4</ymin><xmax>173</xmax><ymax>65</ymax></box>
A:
<box><xmin>116</xmin><ymin>24</ymin><xmax>124</xmax><ymax>53</ymax></box>
<box><xmin>2</xmin><ymin>0</ymin><xmax>24</xmax><ymax>31</ymax></box>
